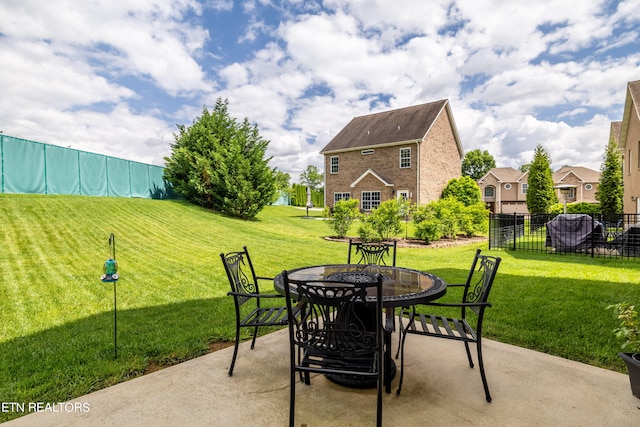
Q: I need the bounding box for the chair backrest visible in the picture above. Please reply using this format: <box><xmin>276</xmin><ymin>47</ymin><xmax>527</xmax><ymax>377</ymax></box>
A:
<box><xmin>461</xmin><ymin>249</ymin><xmax>501</xmax><ymax>315</ymax></box>
<box><xmin>282</xmin><ymin>270</ymin><xmax>384</xmax><ymax>360</ymax></box>
<box><xmin>220</xmin><ymin>247</ymin><xmax>260</xmax><ymax>306</ymax></box>
<box><xmin>347</xmin><ymin>239</ymin><xmax>397</xmax><ymax>266</ymax></box>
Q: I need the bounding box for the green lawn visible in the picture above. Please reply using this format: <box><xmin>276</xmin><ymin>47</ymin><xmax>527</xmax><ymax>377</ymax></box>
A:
<box><xmin>1</xmin><ymin>194</ymin><xmax>639</xmax><ymax>422</ymax></box>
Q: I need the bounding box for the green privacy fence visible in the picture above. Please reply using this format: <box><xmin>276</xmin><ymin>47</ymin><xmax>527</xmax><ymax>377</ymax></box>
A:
<box><xmin>0</xmin><ymin>134</ymin><xmax>165</xmax><ymax>198</ymax></box>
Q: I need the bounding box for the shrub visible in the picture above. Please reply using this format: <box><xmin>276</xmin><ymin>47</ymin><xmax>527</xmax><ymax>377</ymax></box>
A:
<box><xmin>356</xmin><ymin>221</ymin><xmax>379</xmax><ymax>242</ymax></box>
<box><xmin>413</xmin><ymin>198</ymin><xmax>489</xmax><ymax>243</ymax></box>
<box><xmin>550</xmin><ymin>202</ymin><xmax>601</xmax><ymax>214</ymax></box>
<box><xmin>323</xmin><ymin>199</ymin><xmax>360</xmax><ymax>238</ymax></box>
<box><xmin>363</xmin><ymin>199</ymin><xmax>405</xmax><ymax>240</ymax></box>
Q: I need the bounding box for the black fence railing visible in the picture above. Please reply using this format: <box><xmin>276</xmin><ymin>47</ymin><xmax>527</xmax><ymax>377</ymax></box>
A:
<box><xmin>489</xmin><ymin>213</ymin><xmax>640</xmax><ymax>258</ymax></box>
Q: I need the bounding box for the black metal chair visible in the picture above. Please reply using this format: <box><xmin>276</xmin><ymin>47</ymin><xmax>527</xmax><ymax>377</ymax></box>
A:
<box><xmin>396</xmin><ymin>249</ymin><xmax>501</xmax><ymax>401</ymax></box>
<box><xmin>220</xmin><ymin>246</ymin><xmax>290</xmax><ymax>376</ymax></box>
<box><xmin>348</xmin><ymin>239</ymin><xmax>397</xmax><ymax>266</ymax></box>
<box><xmin>282</xmin><ymin>270</ymin><xmax>384</xmax><ymax>427</ymax></box>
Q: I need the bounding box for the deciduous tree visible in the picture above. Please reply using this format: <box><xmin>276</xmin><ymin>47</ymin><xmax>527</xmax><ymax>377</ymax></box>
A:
<box><xmin>462</xmin><ymin>149</ymin><xmax>496</xmax><ymax>181</ymax></box>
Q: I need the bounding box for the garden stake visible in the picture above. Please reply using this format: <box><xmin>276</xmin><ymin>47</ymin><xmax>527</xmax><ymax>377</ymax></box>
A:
<box><xmin>100</xmin><ymin>233</ymin><xmax>119</xmax><ymax>359</ymax></box>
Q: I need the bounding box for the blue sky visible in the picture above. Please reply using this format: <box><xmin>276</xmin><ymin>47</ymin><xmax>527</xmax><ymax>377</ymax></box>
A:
<box><xmin>0</xmin><ymin>0</ymin><xmax>639</xmax><ymax>181</ymax></box>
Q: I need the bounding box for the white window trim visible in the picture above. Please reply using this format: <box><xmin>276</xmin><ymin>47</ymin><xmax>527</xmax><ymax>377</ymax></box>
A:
<box><xmin>399</xmin><ymin>147</ymin><xmax>411</xmax><ymax>169</ymax></box>
<box><xmin>397</xmin><ymin>190</ymin><xmax>410</xmax><ymax>201</ymax></box>
<box><xmin>361</xmin><ymin>191</ymin><xmax>381</xmax><ymax>210</ymax></box>
<box><xmin>585</xmin><ymin>184</ymin><xmax>593</xmax><ymax>191</ymax></box>
<box><xmin>504</xmin><ymin>183</ymin><xmax>511</xmax><ymax>190</ymax></box>
<box><xmin>330</xmin><ymin>156</ymin><xmax>339</xmax><ymax>174</ymax></box>
<box><xmin>333</xmin><ymin>192</ymin><xmax>350</xmax><ymax>203</ymax></box>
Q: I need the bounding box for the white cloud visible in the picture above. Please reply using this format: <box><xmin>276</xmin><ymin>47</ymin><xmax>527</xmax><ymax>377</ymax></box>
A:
<box><xmin>0</xmin><ymin>0</ymin><xmax>639</xmax><ymax>182</ymax></box>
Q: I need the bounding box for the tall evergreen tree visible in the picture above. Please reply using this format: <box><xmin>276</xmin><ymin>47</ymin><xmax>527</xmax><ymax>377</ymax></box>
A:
<box><xmin>164</xmin><ymin>98</ymin><xmax>275</xmax><ymax>219</ymax></box>
<box><xmin>526</xmin><ymin>144</ymin><xmax>558</xmax><ymax>214</ymax></box>
<box><xmin>596</xmin><ymin>139</ymin><xmax>623</xmax><ymax>214</ymax></box>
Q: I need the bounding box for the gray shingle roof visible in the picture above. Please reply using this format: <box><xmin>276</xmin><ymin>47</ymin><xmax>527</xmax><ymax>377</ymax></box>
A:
<box><xmin>320</xmin><ymin>100</ymin><xmax>449</xmax><ymax>153</ymax></box>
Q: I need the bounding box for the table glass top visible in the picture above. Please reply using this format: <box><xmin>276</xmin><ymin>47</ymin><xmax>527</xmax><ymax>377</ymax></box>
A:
<box><xmin>276</xmin><ymin>264</ymin><xmax>446</xmax><ymax>306</ymax></box>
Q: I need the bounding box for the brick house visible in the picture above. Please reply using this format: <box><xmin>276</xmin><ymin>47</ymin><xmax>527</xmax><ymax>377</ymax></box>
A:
<box><xmin>478</xmin><ymin>166</ymin><xmax>600</xmax><ymax>214</ymax></box>
<box><xmin>320</xmin><ymin>100</ymin><xmax>463</xmax><ymax>210</ymax></box>
<box><xmin>616</xmin><ymin>79</ymin><xmax>640</xmax><ymax>214</ymax></box>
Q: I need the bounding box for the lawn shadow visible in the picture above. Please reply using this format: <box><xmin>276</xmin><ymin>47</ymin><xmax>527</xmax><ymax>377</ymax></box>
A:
<box><xmin>0</xmin><ymin>296</ymin><xmax>249</xmax><ymax>422</ymax></box>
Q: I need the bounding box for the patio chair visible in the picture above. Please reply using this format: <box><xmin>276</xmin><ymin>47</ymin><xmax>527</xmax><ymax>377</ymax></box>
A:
<box><xmin>220</xmin><ymin>246</ymin><xmax>290</xmax><ymax>376</ymax></box>
<box><xmin>282</xmin><ymin>270</ymin><xmax>385</xmax><ymax>427</ymax></box>
<box><xmin>395</xmin><ymin>249</ymin><xmax>501</xmax><ymax>402</ymax></box>
<box><xmin>348</xmin><ymin>239</ymin><xmax>397</xmax><ymax>266</ymax></box>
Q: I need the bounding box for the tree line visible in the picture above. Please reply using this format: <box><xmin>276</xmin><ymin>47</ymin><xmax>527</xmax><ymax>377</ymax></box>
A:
<box><xmin>162</xmin><ymin>98</ymin><xmax>623</xmax><ymax>220</ymax></box>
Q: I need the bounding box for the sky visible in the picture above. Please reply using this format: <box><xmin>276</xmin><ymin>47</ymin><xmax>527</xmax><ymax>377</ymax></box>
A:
<box><xmin>1</xmin><ymin>0</ymin><xmax>639</xmax><ymax>182</ymax></box>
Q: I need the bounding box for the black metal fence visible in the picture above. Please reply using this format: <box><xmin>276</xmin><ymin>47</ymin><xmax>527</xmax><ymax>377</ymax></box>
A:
<box><xmin>489</xmin><ymin>213</ymin><xmax>640</xmax><ymax>258</ymax></box>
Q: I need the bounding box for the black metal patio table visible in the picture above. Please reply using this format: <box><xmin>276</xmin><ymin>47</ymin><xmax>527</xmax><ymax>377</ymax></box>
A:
<box><xmin>274</xmin><ymin>264</ymin><xmax>447</xmax><ymax>392</ymax></box>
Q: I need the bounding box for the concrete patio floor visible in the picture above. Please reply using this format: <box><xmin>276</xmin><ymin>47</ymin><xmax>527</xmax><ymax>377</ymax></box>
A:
<box><xmin>5</xmin><ymin>328</ymin><xmax>639</xmax><ymax>426</ymax></box>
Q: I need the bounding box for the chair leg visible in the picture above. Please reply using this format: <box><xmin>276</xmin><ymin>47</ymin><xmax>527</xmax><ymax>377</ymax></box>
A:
<box><xmin>250</xmin><ymin>326</ymin><xmax>259</xmax><ymax>349</ymax></box>
<box><xmin>464</xmin><ymin>341</ymin><xmax>474</xmax><ymax>368</ymax></box>
<box><xmin>395</xmin><ymin>312</ymin><xmax>404</xmax><ymax>359</ymax></box>
<box><xmin>477</xmin><ymin>339</ymin><xmax>492</xmax><ymax>402</ymax></box>
<box><xmin>228</xmin><ymin>325</ymin><xmax>241</xmax><ymax>376</ymax></box>
<box><xmin>384</xmin><ymin>330</ymin><xmax>392</xmax><ymax>393</ymax></box>
<box><xmin>290</xmin><ymin>367</ymin><xmax>296</xmax><ymax>427</ymax></box>
<box><xmin>396</xmin><ymin>330</ymin><xmax>408</xmax><ymax>395</ymax></box>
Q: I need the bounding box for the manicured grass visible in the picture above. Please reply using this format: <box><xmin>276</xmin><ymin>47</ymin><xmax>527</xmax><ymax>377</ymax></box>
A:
<box><xmin>1</xmin><ymin>194</ymin><xmax>639</xmax><ymax>421</ymax></box>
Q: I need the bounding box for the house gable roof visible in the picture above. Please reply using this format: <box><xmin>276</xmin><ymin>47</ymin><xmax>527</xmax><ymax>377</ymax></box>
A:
<box><xmin>619</xmin><ymin>80</ymin><xmax>640</xmax><ymax>150</ymax></box>
<box><xmin>478</xmin><ymin>167</ymin><xmax>526</xmax><ymax>183</ymax></box>
<box><xmin>553</xmin><ymin>165</ymin><xmax>601</xmax><ymax>182</ymax></box>
<box><xmin>320</xmin><ymin>100</ymin><xmax>463</xmax><ymax>156</ymax></box>
<box><xmin>350</xmin><ymin>169</ymin><xmax>394</xmax><ymax>188</ymax></box>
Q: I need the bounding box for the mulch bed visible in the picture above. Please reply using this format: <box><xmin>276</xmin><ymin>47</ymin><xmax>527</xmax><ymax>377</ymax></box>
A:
<box><xmin>323</xmin><ymin>235</ymin><xmax>488</xmax><ymax>249</ymax></box>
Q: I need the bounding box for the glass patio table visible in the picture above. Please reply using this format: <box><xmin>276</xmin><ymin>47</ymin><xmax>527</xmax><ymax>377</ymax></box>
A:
<box><xmin>274</xmin><ymin>264</ymin><xmax>447</xmax><ymax>392</ymax></box>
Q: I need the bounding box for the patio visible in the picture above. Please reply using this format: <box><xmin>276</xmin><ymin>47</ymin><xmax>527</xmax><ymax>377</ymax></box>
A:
<box><xmin>6</xmin><ymin>328</ymin><xmax>639</xmax><ymax>426</ymax></box>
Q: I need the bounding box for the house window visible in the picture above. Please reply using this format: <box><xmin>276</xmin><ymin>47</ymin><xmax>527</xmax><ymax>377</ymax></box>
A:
<box><xmin>334</xmin><ymin>192</ymin><xmax>350</xmax><ymax>203</ymax></box>
<box><xmin>504</xmin><ymin>183</ymin><xmax>511</xmax><ymax>190</ymax></box>
<box><xmin>361</xmin><ymin>191</ymin><xmax>381</xmax><ymax>210</ymax></box>
<box><xmin>629</xmin><ymin>149</ymin><xmax>632</xmax><ymax>175</ymax></box>
<box><xmin>522</xmin><ymin>183</ymin><xmax>528</xmax><ymax>194</ymax></box>
<box><xmin>361</xmin><ymin>149</ymin><xmax>374</xmax><ymax>155</ymax></box>
<box><xmin>397</xmin><ymin>190</ymin><xmax>410</xmax><ymax>201</ymax></box>
<box><xmin>399</xmin><ymin>148</ymin><xmax>411</xmax><ymax>168</ymax></box>
<box><xmin>585</xmin><ymin>184</ymin><xmax>593</xmax><ymax>191</ymax></box>
<box><xmin>484</xmin><ymin>186</ymin><xmax>495</xmax><ymax>198</ymax></box>
<box><xmin>330</xmin><ymin>156</ymin><xmax>339</xmax><ymax>174</ymax></box>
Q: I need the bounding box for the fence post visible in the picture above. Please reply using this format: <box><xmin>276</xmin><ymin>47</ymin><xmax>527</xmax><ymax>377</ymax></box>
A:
<box><xmin>590</xmin><ymin>215</ymin><xmax>595</xmax><ymax>258</ymax></box>
<box><xmin>513</xmin><ymin>212</ymin><xmax>517</xmax><ymax>251</ymax></box>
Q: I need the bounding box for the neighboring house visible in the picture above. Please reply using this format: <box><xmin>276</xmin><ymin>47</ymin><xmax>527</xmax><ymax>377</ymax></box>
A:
<box><xmin>617</xmin><ymin>79</ymin><xmax>640</xmax><ymax>214</ymax></box>
<box><xmin>477</xmin><ymin>167</ymin><xmax>529</xmax><ymax>214</ymax></box>
<box><xmin>478</xmin><ymin>166</ymin><xmax>601</xmax><ymax>214</ymax></box>
<box><xmin>320</xmin><ymin>100</ymin><xmax>463</xmax><ymax>210</ymax></box>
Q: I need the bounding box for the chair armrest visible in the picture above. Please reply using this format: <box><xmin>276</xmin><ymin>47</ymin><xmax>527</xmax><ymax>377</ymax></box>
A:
<box><xmin>227</xmin><ymin>291</ymin><xmax>285</xmax><ymax>299</ymax></box>
<box><xmin>420</xmin><ymin>301</ymin><xmax>492</xmax><ymax>308</ymax></box>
